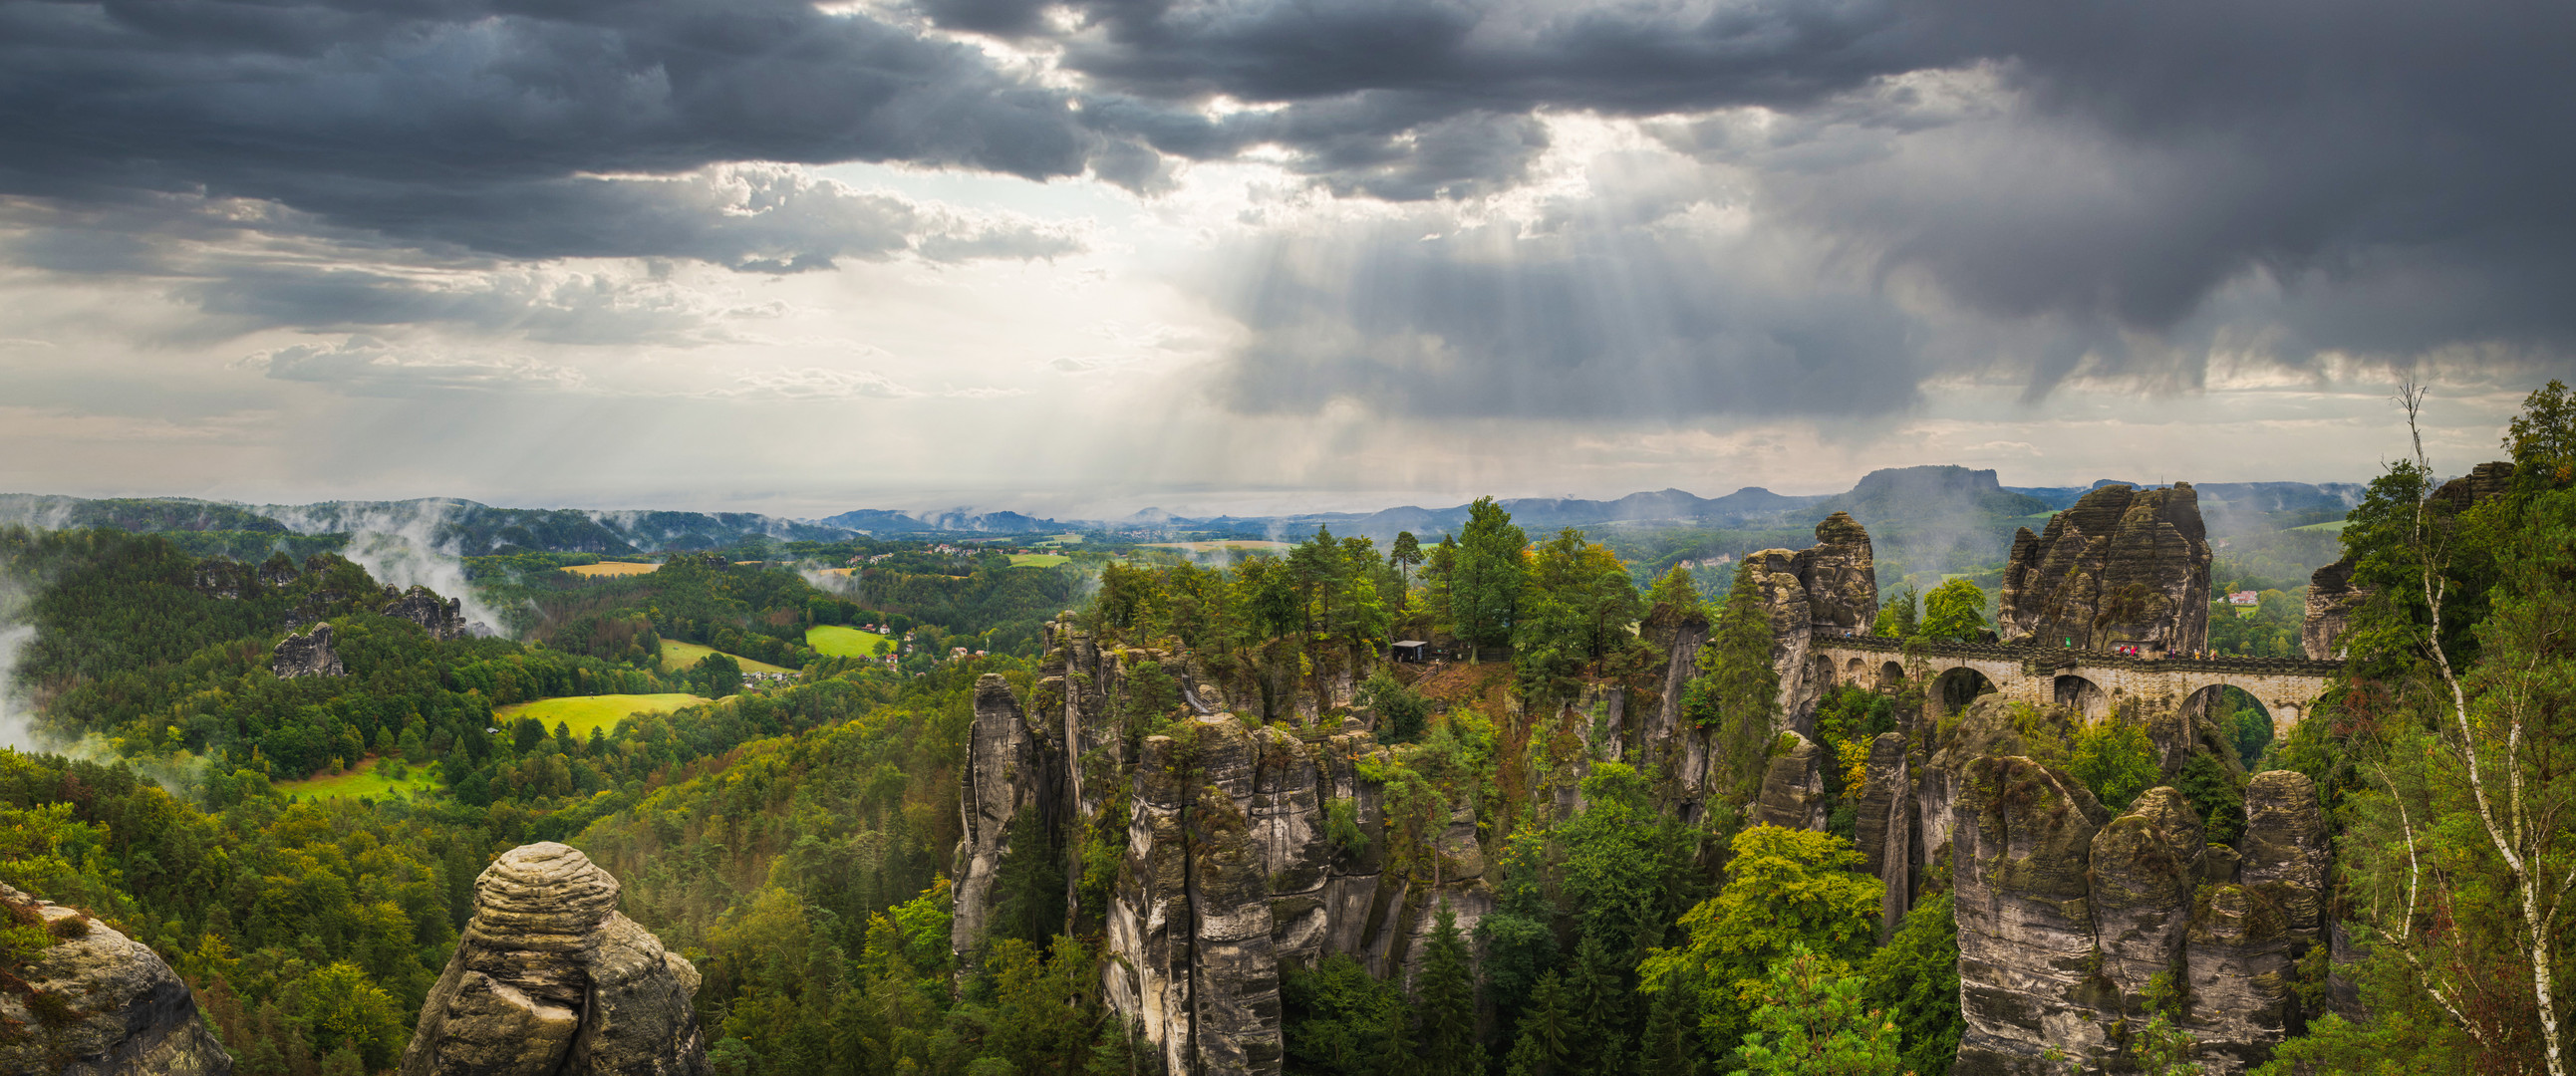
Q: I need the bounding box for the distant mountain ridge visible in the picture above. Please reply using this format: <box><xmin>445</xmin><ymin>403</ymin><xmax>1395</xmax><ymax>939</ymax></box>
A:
<box><xmin>2</xmin><ymin>466</ymin><xmax>2369</xmax><ymax>554</ymax></box>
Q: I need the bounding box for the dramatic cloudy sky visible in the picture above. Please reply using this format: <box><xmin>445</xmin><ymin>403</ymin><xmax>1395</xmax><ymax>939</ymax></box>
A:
<box><xmin>1</xmin><ymin>0</ymin><xmax>2568</xmax><ymax>517</ymax></box>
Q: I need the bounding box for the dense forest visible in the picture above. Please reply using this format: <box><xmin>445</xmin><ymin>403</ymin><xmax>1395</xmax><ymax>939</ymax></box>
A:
<box><xmin>2</xmin><ymin>382</ymin><xmax>2572</xmax><ymax>1075</ymax></box>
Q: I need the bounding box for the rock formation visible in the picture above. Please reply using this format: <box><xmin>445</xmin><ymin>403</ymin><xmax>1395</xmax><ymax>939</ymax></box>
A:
<box><xmin>1916</xmin><ymin>694</ymin><xmax>2331</xmax><ymax>1074</ymax></box>
<box><xmin>389</xmin><ymin>585</ymin><xmax>472</xmax><ymax>641</ymax></box>
<box><xmin>0</xmin><ymin>884</ymin><xmax>232</xmax><ymax>1076</ymax></box>
<box><xmin>1951</xmin><ymin>755</ymin><xmax>2115</xmax><ymax>1075</ymax></box>
<box><xmin>1999</xmin><ymin>483</ymin><xmax>2213</xmax><ymax>653</ymax></box>
<box><xmin>950</xmin><ymin>674</ymin><xmax>1052</xmax><ymax>961</ymax></box>
<box><xmin>1799</xmin><ymin>511</ymin><xmax>1879</xmax><ymax>635</ymax></box>
<box><xmin>1743</xmin><ymin>513</ymin><xmax>1882</xmax><ymax>732</ymax></box>
<box><xmin>402</xmin><ymin>843</ymin><xmax>708</xmax><ymax>1076</ymax></box>
<box><xmin>2432</xmin><ymin>459</ymin><xmax>2516</xmax><ymax>511</ymax></box>
<box><xmin>2300</xmin><ymin>557</ymin><xmax>2363</xmax><ymax>661</ymax></box>
<box><xmin>1854</xmin><ymin>732</ymin><xmax>1911</xmax><ymax>938</ymax></box>
<box><xmin>1753</xmin><ymin>732</ymin><xmax>1828</xmax><ymax>831</ymax></box>
<box><xmin>948</xmin><ymin>618</ymin><xmax>1496</xmax><ymax>1076</ymax></box>
<box><xmin>271</xmin><ymin>622</ymin><xmax>345</xmax><ymax>678</ymax></box>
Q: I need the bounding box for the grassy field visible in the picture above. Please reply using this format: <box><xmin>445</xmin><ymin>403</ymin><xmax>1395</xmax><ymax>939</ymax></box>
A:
<box><xmin>2292</xmin><ymin>519</ymin><xmax>2351</xmax><ymax>533</ymax></box>
<box><xmin>493</xmin><ymin>693</ymin><xmax>710</xmax><ymax>737</ymax></box>
<box><xmin>275</xmin><ymin>757</ymin><xmax>439</xmax><ymax>800</ymax></box>
<box><xmin>1008</xmin><ymin>553</ymin><xmax>1070</xmax><ymax>567</ymax></box>
<box><xmin>659</xmin><ymin>639</ymin><xmax>797</xmax><ymax>674</ymax></box>
<box><xmin>562</xmin><ymin>561</ymin><xmax>660</xmax><ymax>577</ymax></box>
<box><xmin>807</xmin><ymin>625</ymin><xmax>893</xmax><ymax>658</ymax></box>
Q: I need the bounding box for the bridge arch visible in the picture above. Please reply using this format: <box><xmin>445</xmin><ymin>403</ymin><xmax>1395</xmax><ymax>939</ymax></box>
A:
<box><xmin>1932</xmin><ymin>666</ymin><xmax>1998</xmax><ymax>712</ymax></box>
<box><xmin>1878</xmin><ymin>661</ymin><xmax>1905</xmax><ymax>691</ymax></box>
<box><xmin>1847</xmin><ymin>657</ymin><xmax>1867</xmax><ymax>683</ymax></box>
<box><xmin>2184</xmin><ymin>684</ymin><xmax>2279</xmax><ymax>766</ymax></box>
<box><xmin>1807</xmin><ymin>653</ymin><xmax>1837</xmax><ymax>692</ymax></box>
<box><xmin>2054</xmin><ymin>673</ymin><xmax>2111</xmax><ymax>722</ymax></box>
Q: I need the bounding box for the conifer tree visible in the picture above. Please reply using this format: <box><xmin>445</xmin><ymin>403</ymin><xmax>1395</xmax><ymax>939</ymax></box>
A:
<box><xmin>1506</xmin><ymin>971</ymin><xmax>1573</xmax><ymax>1076</ymax></box>
<box><xmin>1416</xmin><ymin>902</ymin><xmax>1487</xmax><ymax>1076</ymax></box>
<box><xmin>1636</xmin><ymin>966</ymin><xmax>1702</xmax><ymax>1076</ymax></box>
<box><xmin>1684</xmin><ymin>561</ymin><xmax>1784</xmax><ymax>800</ymax></box>
<box><xmin>1645</xmin><ymin>563</ymin><xmax>1700</xmax><ymax>614</ymax></box>
<box><xmin>1565</xmin><ymin>934</ymin><xmax>1629</xmax><ymax>1076</ymax></box>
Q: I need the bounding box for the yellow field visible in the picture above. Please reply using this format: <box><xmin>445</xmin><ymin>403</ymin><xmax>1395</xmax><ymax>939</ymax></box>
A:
<box><xmin>493</xmin><ymin>693</ymin><xmax>711</xmax><ymax>737</ymax></box>
<box><xmin>1008</xmin><ymin>553</ymin><xmax>1070</xmax><ymax>567</ymax></box>
<box><xmin>659</xmin><ymin>640</ymin><xmax>797</xmax><ymax>674</ymax></box>
<box><xmin>275</xmin><ymin>757</ymin><xmax>439</xmax><ymax>800</ymax></box>
<box><xmin>561</xmin><ymin>561</ymin><xmax>660</xmax><ymax>577</ymax></box>
<box><xmin>814</xmin><ymin>566</ymin><xmax>856</xmax><ymax>577</ymax></box>
<box><xmin>807</xmin><ymin>625</ymin><xmax>893</xmax><ymax>658</ymax></box>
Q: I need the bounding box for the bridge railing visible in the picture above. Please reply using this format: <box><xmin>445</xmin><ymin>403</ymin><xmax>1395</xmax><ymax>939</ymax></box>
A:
<box><xmin>1807</xmin><ymin>634</ymin><xmax>2345</xmax><ymax>677</ymax></box>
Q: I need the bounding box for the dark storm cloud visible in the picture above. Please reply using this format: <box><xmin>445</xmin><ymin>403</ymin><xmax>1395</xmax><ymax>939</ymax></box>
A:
<box><xmin>0</xmin><ymin>0</ymin><xmax>1115</xmax><ymax>263</ymax></box>
<box><xmin>1049</xmin><ymin>0</ymin><xmax>2576</xmax><ymax>414</ymax></box>
<box><xmin>5</xmin><ymin>0</ymin><xmax>2573</xmax><ymax>412</ymax></box>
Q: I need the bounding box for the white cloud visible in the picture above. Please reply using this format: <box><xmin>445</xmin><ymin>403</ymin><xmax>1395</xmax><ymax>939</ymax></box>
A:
<box><xmin>244</xmin><ymin>338</ymin><xmax>589</xmax><ymax>396</ymax></box>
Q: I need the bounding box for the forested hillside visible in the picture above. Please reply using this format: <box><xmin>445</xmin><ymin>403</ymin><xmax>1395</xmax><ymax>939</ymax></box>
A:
<box><xmin>2</xmin><ymin>384</ymin><xmax>2572</xmax><ymax>1076</ymax></box>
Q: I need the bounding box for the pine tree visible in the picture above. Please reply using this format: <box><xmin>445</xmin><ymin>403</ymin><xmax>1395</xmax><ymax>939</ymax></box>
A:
<box><xmin>1684</xmin><ymin>561</ymin><xmax>1783</xmax><ymax>801</ymax></box>
<box><xmin>1645</xmin><ymin>563</ymin><xmax>1700</xmax><ymax>614</ymax></box>
<box><xmin>1565</xmin><ymin>935</ymin><xmax>1629</xmax><ymax>1076</ymax></box>
<box><xmin>1415</xmin><ymin>902</ymin><xmax>1488</xmax><ymax>1076</ymax></box>
<box><xmin>1506</xmin><ymin>972</ymin><xmax>1573</xmax><ymax>1076</ymax></box>
<box><xmin>1636</xmin><ymin>967</ymin><xmax>1701</xmax><ymax>1076</ymax></box>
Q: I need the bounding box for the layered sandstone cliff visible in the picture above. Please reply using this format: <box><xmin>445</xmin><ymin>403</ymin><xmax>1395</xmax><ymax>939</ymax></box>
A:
<box><xmin>0</xmin><ymin>884</ymin><xmax>231</xmax><ymax>1076</ymax></box>
<box><xmin>1999</xmin><ymin>484</ymin><xmax>2213</xmax><ymax>653</ymax></box>
<box><xmin>1932</xmin><ymin>698</ymin><xmax>2329</xmax><ymax>1075</ymax></box>
<box><xmin>402</xmin><ymin>843</ymin><xmax>708</xmax><ymax>1076</ymax></box>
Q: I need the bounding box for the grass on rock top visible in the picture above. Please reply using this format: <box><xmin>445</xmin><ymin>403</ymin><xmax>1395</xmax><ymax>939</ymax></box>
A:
<box><xmin>492</xmin><ymin>693</ymin><xmax>711</xmax><ymax>738</ymax></box>
<box><xmin>807</xmin><ymin>625</ymin><xmax>893</xmax><ymax>658</ymax></box>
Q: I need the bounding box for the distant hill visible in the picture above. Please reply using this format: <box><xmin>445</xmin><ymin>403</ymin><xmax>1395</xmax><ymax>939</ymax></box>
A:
<box><xmin>820</xmin><ymin>508</ymin><xmax>1060</xmax><ymax>534</ymax></box>
<box><xmin>1820</xmin><ymin>466</ymin><xmax>2053</xmax><ymax>526</ymax></box>
<box><xmin>0</xmin><ymin>495</ymin><xmax>860</xmax><ymax>555</ymax></box>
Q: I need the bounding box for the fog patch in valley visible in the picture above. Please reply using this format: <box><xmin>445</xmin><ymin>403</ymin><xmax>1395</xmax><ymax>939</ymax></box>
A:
<box><xmin>265</xmin><ymin>501</ymin><xmax>511</xmax><ymax>637</ymax></box>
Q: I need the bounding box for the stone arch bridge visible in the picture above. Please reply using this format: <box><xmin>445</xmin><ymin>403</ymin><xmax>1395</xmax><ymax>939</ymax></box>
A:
<box><xmin>1804</xmin><ymin>635</ymin><xmax>2344</xmax><ymax>735</ymax></box>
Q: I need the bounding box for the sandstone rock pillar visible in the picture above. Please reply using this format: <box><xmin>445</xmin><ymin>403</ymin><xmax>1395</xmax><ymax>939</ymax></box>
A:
<box><xmin>402</xmin><ymin>842</ymin><xmax>707</xmax><ymax>1076</ymax></box>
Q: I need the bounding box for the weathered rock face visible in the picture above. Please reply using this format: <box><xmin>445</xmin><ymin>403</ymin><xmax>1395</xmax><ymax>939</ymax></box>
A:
<box><xmin>1936</xmin><ymin>748</ymin><xmax>2327</xmax><ymax>1074</ymax></box>
<box><xmin>403</xmin><ymin>842</ymin><xmax>708</xmax><ymax>1076</ymax></box>
<box><xmin>2432</xmin><ymin>459</ymin><xmax>2516</xmax><ymax>512</ymax></box>
<box><xmin>271</xmin><ymin>622</ymin><xmax>345</xmax><ymax>678</ymax></box>
<box><xmin>951</xmin><ymin>673</ymin><xmax>1052</xmax><ymax>961</ymax></box>
<box><xmin>2087</xmin><ymin>789</ymin><xmax>2202</xmax><ymax>1017</ymax></box>
<box><xmin>951</xmin><ymin>619</ymin><xmax>1489</xmax><ymax>1076</ymax></box>
<box><xmin>1754</xmin><ymin>732</ymin><xmax>1828</xmax><ymax>831</ymax></box>
<box><xmin>1855</xmin><ymin>732</ymin><xmax>1912</xmax><ymax>938</ymax></box>
<box><xmin>2301</xmin><ymin>557</ymin><xmax>2364</xmax><ymax>661</ymax></box>
<box><xmin>2173</xmin><ymin>770</ymin><xmax>2329</xmax><ymax>1070</ymax></box>
<box><xmin>1951</xmin><ymin>756</ymin><xmax>2114</xmax><ymax>1076</ymax></box>
<box><xmin>1746</xmin><ymin>513</ymin><xmax>1883</xmax><ymax>732</ymax></box>
<box><xmin>1098</xmin><ymin>714</ymin><xmax>1466</xmax><ymax>1076</ymax></box>
<box><xmin>0</xmin><ymin>884</ymin><xmax>231</xmax><ymax>1076</ymax></box>
<box><xmin>1999</xmin><ymin>483</ymin><xmax>2213</xmax><ymax>653</ymax></box>
<box><xmin>390</xmin><ymin>585</ymin><xmax>472</xmax><ymax>641</ymax></box>
<box><xmin>1798</xmin><ymin>511</ymin><xmax>1879</xmax><ymax>635</ymax></box>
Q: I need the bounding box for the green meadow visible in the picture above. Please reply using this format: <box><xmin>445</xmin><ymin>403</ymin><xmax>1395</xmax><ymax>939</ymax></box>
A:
<box><xmin>659</xmin><ymin>639</ymin><xmax>797</xmax><ymax>674</ymax></box>
<box><xmin>807</xmin><ymin>625</ymin><xmax>894</xmax><ymax>658</ymax></box>
<box><xmin>1008</xmin><ymin>553</ymin><xmax>1070</xmax><ymax>567</ymax></box>
<box><xmin>274</xmin><ymin>757</ymin><xmax>439</xmax><ymax>801</ymax></box>
<box><xmin>492</xmin><ymin>692</ymin><xmax>711</xmax><ymax>738</ymax></box>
